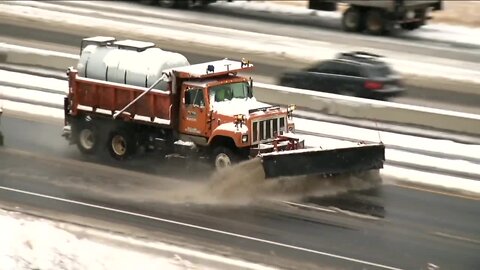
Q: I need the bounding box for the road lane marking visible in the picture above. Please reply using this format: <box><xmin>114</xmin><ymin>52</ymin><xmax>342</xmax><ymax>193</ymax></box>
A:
<box><xmin>0</xmin><ymin>185</ymin><xmax>403</xmax><ymax>270</ymax></box>
<box><xmin>282</xmin><ymin>201</ymin><xmax>380</xmax><ymax>220</ymax></box>
<box><xmin>281</xmin><ymin>201</ymin><xmax>337</xmax><ymax>213</ymax></box>
<box><xmin>433</xmin><ymin>232</ymin><xmax>480</xmax><ymax>245</ymax></box>
<box><xmin>329</xmin><ymin>207</ymin><xmax>381</xmax><ymax>221</ymax></box>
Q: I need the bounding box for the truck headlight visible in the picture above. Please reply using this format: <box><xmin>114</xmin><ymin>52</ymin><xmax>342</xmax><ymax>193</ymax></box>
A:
<box><xmin>242</xmin><ymin>134</ymin><xmax>248</xmax><ymax>143</ymax></box>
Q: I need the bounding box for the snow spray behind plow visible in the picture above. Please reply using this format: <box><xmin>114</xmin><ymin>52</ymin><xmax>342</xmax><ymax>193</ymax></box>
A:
<box><xmin>102</xmin><ymin>157</ymin><xmax>383</xmax><ymax>206</ymax></box>
<box><xmin>114</xmin><ymin>145</ymin><xmax>384</xmax><ymax>206</ymax></box>
<box><xmin>203</xmin><ymin>157</ymin><xmax>383</xmax><ymax>205</ymax></box>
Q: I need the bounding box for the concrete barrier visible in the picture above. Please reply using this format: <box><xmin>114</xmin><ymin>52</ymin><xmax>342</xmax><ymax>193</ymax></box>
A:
<box><xmin>254</xmin><ymin>82</ymin><xmax>480</xmax><ymax>136</ymax></box>
<box><xmin>0</xmin><ymin>43</ymin><xmax>77</xmax><ymax>71</ymax></box>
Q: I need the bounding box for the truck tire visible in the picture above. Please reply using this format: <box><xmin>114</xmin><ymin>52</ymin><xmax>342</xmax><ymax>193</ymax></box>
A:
<box><xmin>108</xmin><ymin>128</ymin><xmax>137</xmax><ymax>160</ymax></box>
<box><xmin>76</xmin><ymin>121</ymin><xmax>101</xmax><ymax>155</ymax></box>
<box><xmin>365</xmin><ymin>9</ymin><xmax>388</xmax><ymax>35</ymax></box>
<box><xmin>212</xmin><ymin>146</ymin><xmax>239</xmax><ymax>170</ymax></box>
<box><xmin>342</xmin><ymin>7</ymin><xmax>364</xmax><ymax>32</ymax></box>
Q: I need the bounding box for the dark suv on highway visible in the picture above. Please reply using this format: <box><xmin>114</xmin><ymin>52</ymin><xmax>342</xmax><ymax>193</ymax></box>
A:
<box><xmin>279</xmin><ymin>51</ymin><xmax>404</xmax><ymax>100</ymax></box>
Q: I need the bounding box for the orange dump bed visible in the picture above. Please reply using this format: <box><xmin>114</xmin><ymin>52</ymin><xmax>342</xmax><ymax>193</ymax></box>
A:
<box><xmin>69</xmin><ymin>70</ymin><xmax>173</xmax><ymax>124</ymax></box>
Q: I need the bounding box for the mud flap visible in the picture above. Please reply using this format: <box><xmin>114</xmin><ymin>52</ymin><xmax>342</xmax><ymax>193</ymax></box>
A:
<box><xmin>260</xmin><ymin>144</ymin><xmax>385</xmax><ymax>179</ymax></box>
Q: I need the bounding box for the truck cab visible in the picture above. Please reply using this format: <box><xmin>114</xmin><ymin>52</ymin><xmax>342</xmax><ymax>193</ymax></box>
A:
<box><xmin>171</xmin><ymin>59</ymin><xmax>297</xmax><ymax>167</ymax></box>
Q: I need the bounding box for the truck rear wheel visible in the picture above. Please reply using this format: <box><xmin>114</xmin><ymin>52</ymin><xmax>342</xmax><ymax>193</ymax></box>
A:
<box><xmin>76</xmin><ymin>121</ymin><xmax>100</xmax><ymax>155</ymax></box>
<box><xmin>108</xmin><ymin>129</ymin><xmax>137</xmax><ymax>160</ymax></box>
<box><xmin>342</xmin><ymin>7</ymin><xmax>364</xmax><ymax>32</ymax></box>
<box><xmin>212</xmin><ymin>146</ymin><xmax>239</xmax><ymax>170</ymax></box>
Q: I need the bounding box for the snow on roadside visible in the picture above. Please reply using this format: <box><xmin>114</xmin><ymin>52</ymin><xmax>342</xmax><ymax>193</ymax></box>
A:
<box><xmin>294</xmin><ymin>117</ymin><xmax>480</xmax><ymax>160</ymax></box>
<box><xmin>411</xmin><ymin>24</ymin><xmax>480</xmax><ymax>47</ymax></box>
<box><xmin>0</xmin><ymin>209</ymin><xmax>278</xmax><ymax>270</ymax></box>
<box><xmin>0</xmin><ymin>63</ymin><xmax>68</xmax><ymax>94</ymax></box>
<box><xmin>0</xmin><ymin>210</ymin><xmax>204</xmax><ymax>270</ymax></box>
<box><xmin>383</xmin><ymin>165</ymin><xmax>480</xmax><ymax>195</ymax></box>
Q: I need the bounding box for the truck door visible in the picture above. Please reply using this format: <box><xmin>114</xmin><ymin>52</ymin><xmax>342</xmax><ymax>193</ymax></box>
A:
<box><xmin>179</xmin><ymin>85</ymin><xmax>208</xmax><ymax>137</ymax></box>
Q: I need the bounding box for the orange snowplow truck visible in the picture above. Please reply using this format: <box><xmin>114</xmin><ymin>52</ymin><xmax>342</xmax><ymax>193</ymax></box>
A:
<box><xmin>63</xmin><ymin>36</ymin><xmax>385</xmax><ymax>178</ymax></box>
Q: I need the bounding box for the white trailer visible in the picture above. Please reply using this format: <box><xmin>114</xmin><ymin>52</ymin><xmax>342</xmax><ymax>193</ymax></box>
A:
<box><xmin>136</xmin><ymin>0</ymin><xmax>442</xmax><ymax>35</ymax></box>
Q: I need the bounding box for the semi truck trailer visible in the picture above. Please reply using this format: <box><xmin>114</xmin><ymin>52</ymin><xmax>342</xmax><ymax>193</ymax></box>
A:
<box><xmin>310</xmin><ymin>0</ymin><xmax>443</xmax><ymax>34</ymax></box>
<box><xmin>139</xmin><ymin>0</ymin><xmax>442</xmax><ymax>35</ymax></box>
<box><xmin>63</xmin><ymin>36</ymin><xmax>385</xmax><ymax>178</ymax></box>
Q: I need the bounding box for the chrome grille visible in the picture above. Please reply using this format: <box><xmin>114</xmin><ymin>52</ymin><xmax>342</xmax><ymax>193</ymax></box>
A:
<box><xmin>252</xmin><ymin>117</ymin><xmax>286</xmax><ymax>144</ymax></box>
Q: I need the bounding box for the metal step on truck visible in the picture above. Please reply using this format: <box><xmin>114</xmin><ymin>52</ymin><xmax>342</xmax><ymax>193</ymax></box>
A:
<box><xmin>62</xmin><ymin>36</ymin><xmax>385</xmax><ymax>179</ymax></box>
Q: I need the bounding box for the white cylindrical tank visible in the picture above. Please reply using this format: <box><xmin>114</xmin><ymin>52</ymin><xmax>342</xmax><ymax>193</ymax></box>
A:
<box><xmin>77</xmin><ymin>44</ymin><xmax>189</xmax><ymax>90</ymax></box>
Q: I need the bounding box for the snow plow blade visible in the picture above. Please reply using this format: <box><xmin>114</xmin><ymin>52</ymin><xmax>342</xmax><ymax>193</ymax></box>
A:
<box><xmin>260</xmin><ymin>144</ymin><xmax>385</xmax><ymax>179</ymax></box>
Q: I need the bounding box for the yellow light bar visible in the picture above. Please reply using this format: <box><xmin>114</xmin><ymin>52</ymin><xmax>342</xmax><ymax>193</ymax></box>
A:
<box><xmin>235</xmin><ymin>114</ymin><xmax>246</xmax><ymax>122</ymax></box>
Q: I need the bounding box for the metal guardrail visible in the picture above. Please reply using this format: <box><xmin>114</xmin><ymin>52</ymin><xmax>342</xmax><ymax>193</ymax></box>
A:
<box><xmin>253</xmin><ymin>82</ymin><xmax>480</xmax><ymax>136</ymax></box>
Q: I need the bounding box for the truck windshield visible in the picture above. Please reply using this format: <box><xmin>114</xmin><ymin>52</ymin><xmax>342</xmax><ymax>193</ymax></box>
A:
<box><xmin>209</xmin><ymin>82</ymin><xmax>249</xmax><ymax>102</ymax></box>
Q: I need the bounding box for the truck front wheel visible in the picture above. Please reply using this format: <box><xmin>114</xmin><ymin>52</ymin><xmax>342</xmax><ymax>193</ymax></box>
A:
<box><xmin>212</xmin><ymin>147</ymin><xmax>239</xmax><ymax>170</ymax></box>
<box><xmin>108</xmin><ymin>129</ymin><xmax>137</xmax><ymax>160</ymax></box>
<box><xmin>76</xmin><ymin>121</ymin><xmax>100</xmax><ymax>155</ymax></box>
